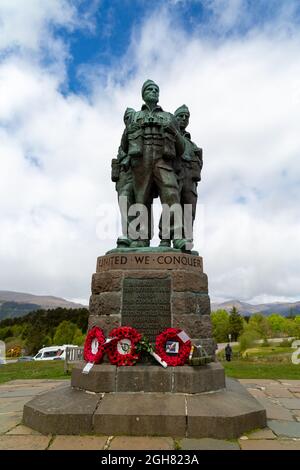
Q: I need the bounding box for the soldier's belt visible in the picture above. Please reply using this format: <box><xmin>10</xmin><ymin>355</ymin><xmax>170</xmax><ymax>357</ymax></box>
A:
<box><xmin>143</xmin><ymin>141</ymin><xmax>163</xmax><ymax>146</ymax></box>
<box><xmin>143</xmin><ymin>134</ymin><xmax>164</xmax><ymax>140</ymax></box>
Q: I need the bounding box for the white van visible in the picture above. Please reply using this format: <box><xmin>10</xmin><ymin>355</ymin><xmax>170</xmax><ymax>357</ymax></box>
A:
<box><xmin>33</xmin><ymin>345</ymin><xmax>78</xmax><ymax>361</ymax></box>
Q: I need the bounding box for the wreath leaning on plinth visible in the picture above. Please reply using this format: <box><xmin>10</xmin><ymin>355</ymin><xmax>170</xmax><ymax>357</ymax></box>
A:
<box><xmin>106</xmin><ymin>326</ymin><xmax>142</xmax><ymax>366</ymax></box>
<box><xmin>155</xmin><ymin>328</ymin><xmax>192</xmax><ymax>366</ymax></box>
<box><xmin>83</xmin><ymin>326</ymin><xmax>106</xmax><ymax>363</ymax></box>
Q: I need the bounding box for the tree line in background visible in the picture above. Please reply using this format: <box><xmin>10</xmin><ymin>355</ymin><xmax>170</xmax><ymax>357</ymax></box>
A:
<box><xmin>212</xmin><ymin>307</ymin><xmax>300</xmax><ymax>350</ymax></box>
<box><xmin>1</xmin><ymin>305</ymin><xmax>299</xmax><ymax>357</ymax></box>
<box><xmin>0</xmin><ymin>308</ymin><xmax>89</xmax><ymax>356</ymax></box>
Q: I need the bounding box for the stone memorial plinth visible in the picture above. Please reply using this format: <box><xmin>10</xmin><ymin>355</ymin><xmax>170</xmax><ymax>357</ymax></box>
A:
<box><xmin>88</xmin><ymin>251</ymin><xmax>215</xmax><ymax>355</ymax></box>
<box><xmin>71</xmin><ymin>362</ymin><xmax>225</xmax><ymax>393</ymax></box>
<box><xmin>23</xmin><ymin>250</ymin><xmax>266</xmax><ymax>438</ymax></box>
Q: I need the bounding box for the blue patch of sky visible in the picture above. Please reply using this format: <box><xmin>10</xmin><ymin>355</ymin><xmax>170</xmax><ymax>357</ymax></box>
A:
<box><xmin>51</xmin><ymin>0</ymin><xmax>300</xmax><ymax>94</ymax></box>
<box><xmin>54</xmin><ymin>0</ymin><xmax>153</xmax><ymax>94</ymax></box>
<box><xmin>235</xmin><ymin>196</ymin><xmax>247</xmax><ymax>205</ymax></box>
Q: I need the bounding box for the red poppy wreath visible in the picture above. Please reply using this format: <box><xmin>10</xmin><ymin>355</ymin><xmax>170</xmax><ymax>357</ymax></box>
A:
<box><xmin>106</xmin><ymin>326</ymin><xmax>142</xmax><ymax>366</ymax></box>
<box><xmin>83</xmin><ymin>326</ymin><xmax>106</xmax><ymax>363</ymax></box>
<box><xmin>155</xmin><ymin>328</ymin><xmax>191</xmax><ymax>366</ymax></box>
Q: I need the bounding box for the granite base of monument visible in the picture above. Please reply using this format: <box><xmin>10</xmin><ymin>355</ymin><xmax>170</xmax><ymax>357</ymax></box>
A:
<box><xmin>88</xmin><ymin>252</ymin><xmax>216</xmax><ymax>354</ymax></box>
<box><xmin>71</xmin><ymin>362</ymin><xmax>225</xmax><ymax>393</ymax></box>
<box><xmin>23</xmin><ymin>377</ymin><xmax>266</xmax><ymax>438</ymax></box>
<box><xmin>22</xmin><ymin>251</ymin><xmax>266</xmax><ymax>438</ymax></box>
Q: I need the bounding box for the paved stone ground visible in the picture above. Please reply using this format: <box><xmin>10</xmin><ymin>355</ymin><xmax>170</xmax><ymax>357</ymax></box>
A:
<box><xmin>1</xmin><ymin>378</ymin><xmax>300</xmax><ymax>450</ymax></box>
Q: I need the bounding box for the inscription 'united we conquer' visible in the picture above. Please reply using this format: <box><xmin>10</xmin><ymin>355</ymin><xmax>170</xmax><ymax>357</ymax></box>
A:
<box><xmin>97</xmin><ymin>253</ymin><xmax>203</xmax><ymax>272</ymax></box>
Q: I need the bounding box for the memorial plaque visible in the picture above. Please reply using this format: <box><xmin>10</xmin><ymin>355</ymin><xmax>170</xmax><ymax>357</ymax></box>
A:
<box><xmin>121</xmin><ymin>277</ymin><xmax>171</xmax><ymax>342</ymax></box>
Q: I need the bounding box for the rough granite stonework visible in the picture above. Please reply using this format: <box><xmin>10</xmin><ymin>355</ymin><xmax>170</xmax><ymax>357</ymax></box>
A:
<box><xmin>123</xmin><ymin>270</ymin><xmax>170</xmax><ymax>280</ymax></box>
<box><xmin>116</xmin><ymin>366</ymin><xmax>173</xmax><ymax>393</ymax></box>
<box><xmin>173</xmin><ymin>314</ymin><xmax>212</xmax><ymax>338</ymax></box>
<box><xmin>88</xmin><ymin>314</ymin><xmax>121</xmax><ymax>336</ymax></box>
<box><xmin>171</xmin><ymin>271</ymin><xmax>208</xmax><ymax>293</ymax></box>
<box><xmin>89</xmin><ymin>292</ymin><xmax>121</xmax><ymax>316</ymax></box>
<box><xmin>71</xmin><ymin>365</ymin><xmax>116</xmax><ymax>393</ymax></box>
<box><xmin>172</xmin><ymin>292</ymin><xmax>211</xmax><ymax>316</ymax></box>
<box><xmin>71</xmin><ymin>363</ymin><xmax>225</xmax><ymax>394</ymax></box>
<box><xmin>91</xmin><ymin>271</ymin><xmax>123</xmax><ymax>294</ymax></box>
<box><xmin>190</xmin><ymin>338</ymin><xmax>216</xmax><ymax>357</ymax></box>
<box><xmin>87</xmin><ymin>253</ymin><xmax>215</xmax><ymax>356</ymax></box>
<box><xmin>172</xmin><ymin>362</ymin><xmax>225</xmax><ymax>394</ymax></box>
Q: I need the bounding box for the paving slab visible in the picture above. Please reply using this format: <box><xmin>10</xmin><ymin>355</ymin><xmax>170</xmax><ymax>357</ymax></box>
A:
<box><xmin>0</xmin><ymin>435</ymin><xmax>51</xmax><ymax>450</ymax></box>
<box><xmin>6</xmin><ymin>424</ymin><xmax>42</xmax><ymax>435</ymax></box>
<box><xmin>49</xmin><ymin>436</ymin><xmax>108</xmax><ymax>450</ymax></box>
<box><xmin>4</xmin><ymin>380</ymin><xmax>68</xmax><ymax>386</ymax></box>
<box><xmin>278</xmin><ymin>380</ymin><xmax>300</xmax><ymax>386</ymax></box>
<box><xmin>0</xmin><ymin>397</ymin><xmax>32</xmax><ymax>413</ymax></box>
<box><xmin>239</xmin><ymin>439</ymin><xmax>300</xmax><ymax>450</ymax></box>
<box><xmin>255</xmin><ymin>397</ymin><xmax>294</xmax><ymax>421</ymax></box>
<box><xmin>0</xmin><ymin>386</ymin><xmax>63</xmax><ymax>398</ymax></box>
<box><xmin>239</xmin><ymin>379</ymin><xmax>277</xmax><ymax>385</ymax></box>
<box><xmin>288</xmin><ymin>387</ymin><xmax>300</xmax><ymax>394</ymax></box>
<box><xmin>246</xmin><ymin>389</ymin><xmax>266</xmax><ymax>398</ymax></box>
<box><xmin>267</xmin><ymin>420</ymin><xmax>300</xmax><ymax>438</ymax></box>
<box><xmin>109</xmin><ymin>436</ymin><xmax>174</xmax><ymax>450</ymax></box>
<box><xmin>246</xmin><ymin>428</ymin><xmax>276</xmax><ymax>439</ymax></box>
<box><xmin>0</xmin><ymin>413</ymin><xmax>22</xmax><ymax>434</ymax></box>
<box><xmin>264</xmin><ymin>386</ymin><xmax>294</xmax><ymax>398</ymax></box>
<box><xmin>278</xmin><ymin>398</ymin><xmax>300</xmax><ymax>410</ymax></box>
<box><xmin>180</xmin><ymin>438</ymin><xmax>240</xmax><ymax>450</ymax></box>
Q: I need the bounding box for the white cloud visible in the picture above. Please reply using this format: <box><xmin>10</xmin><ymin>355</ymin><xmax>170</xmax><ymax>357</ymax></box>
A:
<box><xmin>0</xmin><ymin>0</ymin><xmax>76</xmax><ymax>56</ymax></box>
<box><xmin>203</xmin><ymin>0</ymin><xmax>246</xmax><ymax>32</ymax></box>
<box><xmin>0</xmin><ymin>1</ymin><xmax>300</xmax><ymax>304</ymax></box>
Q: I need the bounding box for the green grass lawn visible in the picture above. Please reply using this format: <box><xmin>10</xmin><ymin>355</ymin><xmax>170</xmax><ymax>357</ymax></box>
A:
<box><xmin>0</xmin><ymin>360</ymin><xmax>68</xmax><ymax>384</ymax></box>
<box><xmin>222</xmin><ymin>360</ymin><xmax>300</xmax><ymax>380</ymax></box>
<box><xmin>0</xmin><ymin>355</ymin><xmax>299</xmax><ymax>384</ymax></box>
<box><xmin>245</xmin><ymin>346</ymin><xmax>292</xmax><ymax>356</ymax></box>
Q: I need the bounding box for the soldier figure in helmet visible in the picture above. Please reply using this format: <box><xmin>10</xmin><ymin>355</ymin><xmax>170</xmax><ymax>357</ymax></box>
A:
<box><xmin>118</xmin><ymin>80</ymin><xmax>190</xmax><ymax>249</ymax></box>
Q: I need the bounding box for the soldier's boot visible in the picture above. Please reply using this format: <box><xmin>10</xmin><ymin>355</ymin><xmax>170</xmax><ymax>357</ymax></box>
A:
<box><xmin>130</xmin><ymin>239</ymin><xmax>150</xmax><ymax>248</ymax></box>
<box><xmin>159</xmin><ymin>240</ymin><xmax>171</xmax><ymax>248</ymax></box>
<box><xmin>116</xmin><ymin>236</ymin><xmax>132</xmax><ymax>248</ymax></box>
<box><xmin>173</xmin><ymin>238</ymin><xmax>194</xmax><ymax>251</ymax></box>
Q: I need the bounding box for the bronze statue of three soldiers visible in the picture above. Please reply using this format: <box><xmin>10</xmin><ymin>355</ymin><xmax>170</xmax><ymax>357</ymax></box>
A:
<box><xmin>111</xmin><ymin>80</ymin><xmax>202</xmax><ymax>251</ymax></box>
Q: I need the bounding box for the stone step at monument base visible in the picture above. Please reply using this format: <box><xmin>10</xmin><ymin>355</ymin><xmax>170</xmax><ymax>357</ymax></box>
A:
<box><xmin>23</xmin><ymin>378</ymin><xmax>266</xmax><ymax>439</ymax></box>
<box><xmin>71</xmin><ymin>362</ymin><xmax>226</xmax><ymax>394</ymax></box>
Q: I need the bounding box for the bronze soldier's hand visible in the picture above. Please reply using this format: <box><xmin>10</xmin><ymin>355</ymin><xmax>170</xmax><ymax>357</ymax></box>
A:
<box><xmin>121</xmin><ymin>156</ymin><xmax>131</xmax><ymax>172</ymax></box>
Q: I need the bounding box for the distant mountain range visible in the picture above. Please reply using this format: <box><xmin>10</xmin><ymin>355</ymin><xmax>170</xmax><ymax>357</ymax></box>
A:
<box><xmin>0</xmin><ymin>290</ymin><xmax>299</xmax><ymax>322</ymax></box>
<box><xmin>0</xmin><ymin>290</ymin><xmax>87</xmax><ymax>321</ymax></box>
<box><xmin>211</xmin><ymin>299</ymin><xmax>300</xmax><ymax>317</ymax></box>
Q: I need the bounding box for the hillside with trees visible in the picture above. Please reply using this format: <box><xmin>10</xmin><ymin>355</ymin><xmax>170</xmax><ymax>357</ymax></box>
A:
<box><xmin>0</xmin><ymin>307</ymin><xmax>89</xmax><ymax>355</ymax></box>
<box><xmin>212</xmin><ymin>308</ymin><xmax>300</xmax><ymax>344</ymax></box>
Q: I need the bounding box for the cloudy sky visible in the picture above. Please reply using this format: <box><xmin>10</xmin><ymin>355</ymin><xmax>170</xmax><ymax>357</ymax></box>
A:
<box><xmin>0</xmin><ymin>0</ymin><xmax>299</xmax><ymax>305</ymax></box>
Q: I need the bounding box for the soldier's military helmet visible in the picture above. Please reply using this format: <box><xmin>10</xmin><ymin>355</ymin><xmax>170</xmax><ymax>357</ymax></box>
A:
<box><xmin>141</xmin><ymin>79</ymin><xmax>159</xmax><ymax>98</ymax></box>
<box><xmin>123</xmin><ymin>107</ymin><xmax>135</xmax><ymax>124</ymax></box>
<box><xmin>174</xmin><ymin>104</ymin><xmax>190</xmax><ymax>117</ymax></box>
